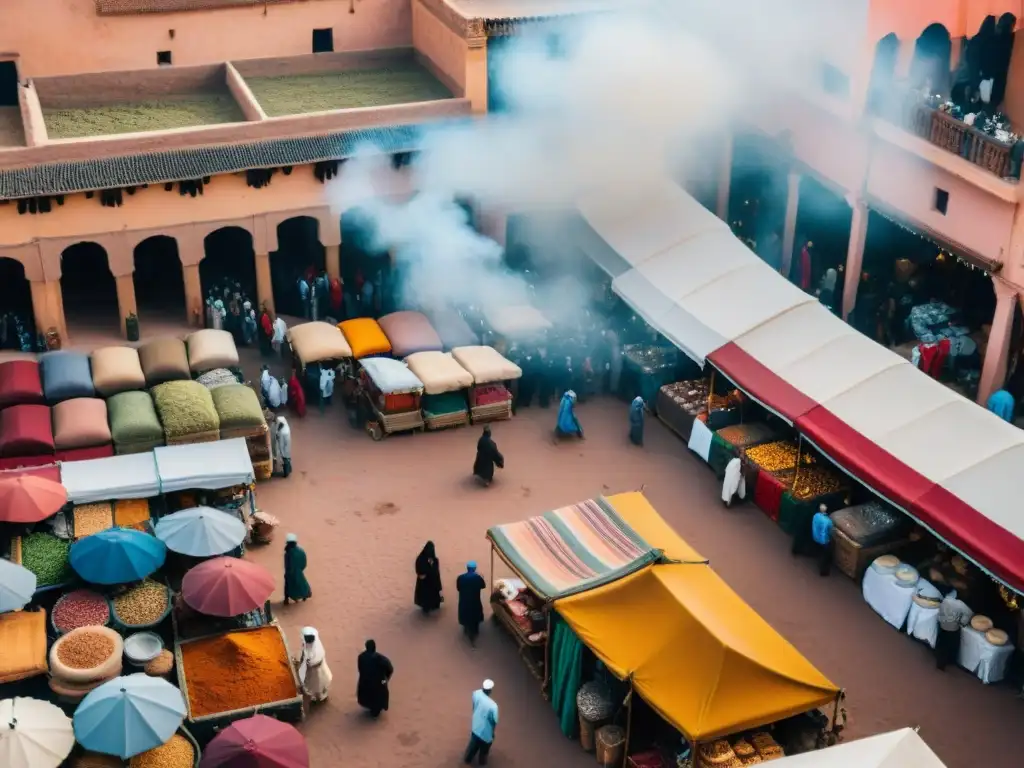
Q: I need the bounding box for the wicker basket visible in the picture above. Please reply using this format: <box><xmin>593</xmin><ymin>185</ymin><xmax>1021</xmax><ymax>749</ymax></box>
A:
<box><xmin>579</xmin><ymin>713</ymin><xmax>606</xmax><ymax>753</ymax></box>
<box><xmin>111</xmin><ymin>582</ymin><xmax>173</xmax><ymax>632</ymax></box>
<box><xmin>596</xmin><ymin>725</ymin><xmax>625</xmax><ymax>767</ymax></box>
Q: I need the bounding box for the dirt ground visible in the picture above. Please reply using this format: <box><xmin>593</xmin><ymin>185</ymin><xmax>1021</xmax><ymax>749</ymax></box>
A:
<box><xmin>36</xmin><ymin>322</ymin><xmax>1021</xmax><ymax>767</ymax></box>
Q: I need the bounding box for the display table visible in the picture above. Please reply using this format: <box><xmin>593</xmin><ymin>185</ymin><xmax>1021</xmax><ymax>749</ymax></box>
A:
<box><xmin>490</xmin><ymin>597</ymin><xmax>546</xmax><ymax>683</ymax></box>
<box><xmin>959</xmin><ymin>626</ymin><xmax>1014</xmax><ymax>684</ymax></box>
<box><xmin>904</xmin><ymin>580</ymin><xmax>943</xmax><ymax>648</ymax></box>
<box><xmin>687</xmin><ymin>419</ymin><xmax>712</xmax><ymax>462</ymax></box>
<box><xmin>862</xmin><ymin>567</ymin><xmax>915</xmax><ymax>630</ymax></box>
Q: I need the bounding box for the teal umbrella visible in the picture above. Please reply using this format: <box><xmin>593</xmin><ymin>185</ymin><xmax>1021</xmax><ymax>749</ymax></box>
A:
<box><xmin>73</xmin><ymin>674</ymin><xmax>185</xmax><ymax>759</ymax></box>
<box><xmin>69</xmin><ymin>529</ymin><xmax>167</xmax><ymax>585</ymax></box>
<box><xmin>154</xmin><ymin>507</ymin><xmax>247</xmax><ymax>558</ymax></box>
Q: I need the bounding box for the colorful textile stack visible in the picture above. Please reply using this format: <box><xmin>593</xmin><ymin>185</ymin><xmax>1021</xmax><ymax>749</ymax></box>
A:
<box><xmin>469</xmin><ymin>384</ymin><xmax>512</xmax><ymax>423</ymax></box>
<box><xmin>753</xmin><ymin>469</ymin><xmax>794</xmax><ymax>523</ymax></box>
<box><xmin>421</xmin><ymin>392</ymin><xmax>469</xmax><ymax>430</ymax></box>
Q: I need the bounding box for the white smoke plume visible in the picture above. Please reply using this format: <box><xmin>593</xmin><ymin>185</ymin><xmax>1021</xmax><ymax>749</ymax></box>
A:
<box><xmin>324</xmin><ymin>0</ymin><xmax>861</xmax><ymax>314</ymax></box>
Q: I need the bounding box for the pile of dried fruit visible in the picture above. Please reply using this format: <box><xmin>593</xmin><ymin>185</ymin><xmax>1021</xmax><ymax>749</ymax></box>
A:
<box><xmin>21</xmin><ymin>533</ymin><xmax>73</xmax><ymax>586</ymax></box>
<box><xmin>791</xmin><ymin>466</ymin><xmax>846</xmax><ymax>501</ymax></box>
<box><xmin>52</xmin><ymin>590</ymin><xmax>110</xmax><ymax>633</ymax></box>
<box><xmin>112</xmin><ymin>581</ymin><xmax>169</xmax><ymax>627</ymax></box>
<box><xmin>744</xmin><ymin>441</ymin><xmax>813</xmax><ymax>473</ymax></box>
<box><xmin>56</xmin><ymin>629</ymin><xmax>116</xmax><ymax>669</ymax></box>
<box><xmin>129</xmin><ymin>733</ymin><xmax>195</xmax><ymax>768</ymax></box>
<box><xmin>114</xmin><ymin>498</ymin><xmax>151</xmax><ymax>528</ymax></box>
<box><xmin>74</xmin><ymin>503</ymin><xmax>114</xmax><ymax>538</ymax></box>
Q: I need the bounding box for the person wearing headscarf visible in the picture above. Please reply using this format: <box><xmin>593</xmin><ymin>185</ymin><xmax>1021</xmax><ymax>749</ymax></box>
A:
<box><xmin>295</xmin><ymin>627</ymin><xmax>332</xmax><ymax>703</ymax></box>
<box><xmin>276</xmin><ymin>416</ymin><xmax>292</xmax><ymax>478</ymax></box>
<box><xmin>319</xmin><ymin>366</ymin><xmax>336</xmax><ymax>413</ymax></box>
<box><xmin>272</xmin><ymin>314</ymin><xmax>288</xmax><ymax>357</ymax></box>
<box><xmin>288</xmin><ymin>369</ymin><xmax>307</xmax><ymax>417</ymax></box>
<box><xmin>356</xmin><ymin>639</ymin><xmax>394</xmax><ymax>718</ymax></box>
<box><xmin>211</xmin><ymin>299</ymin><xmax>226</xmax><ymax>331</ymax></box>
<box><xmin>414</xmin><ymin>541</ymin><xmax>443</xmax><ymax>614</ymax></box>
<box><xmin>798</xmin><ymin>240</ymin><xmax>813</xmax><ymax>291</ymax></box>
<box><xmin>987</xmin><ymin>389</ymin><xmax>1015</xmax><ymax>422</ymax></box>
<box><xmin>629</xmin><ymin>396</ymin><xmax>645</xmax><ymax>446</ymax></box>
<box><xmin>819</xmin><ymin>268</ymin><xmax>838</xmax><ymax>312</ymax></box>
<box><xmin>267</xmin><ymin>375</ymin><xmax>283</xmax><ymax>409</ymax></box>
<box><xmin>260</xmin><ymin>366</ymin><xmax>273</xmax><ymax>404</ymax></box>
<box><xmin>329</xmin><ymin>276</ymin><xmax>343</xmax><ymax>316</ymax></box>
<box><xmin>465</xmin><ymin>679</ymin><xmax>498</xmax><ymax>765</ymax></box>
<box><xmin>456</xmin><ymin>562</ymin><xmax>487</xmax><ymax>647</ymax></box>
<box><xmin>243</xmin><ymin>306</ymin><xmax>258</xmax><ymax>346</ymax></box>
<box><xmin>472</xmin><ymin>426</ymin><xmax>504</xmax><ymax>486</ymax></box>
<box><xmin>297</xmin><ymin>276</ymin><xmax>310</xmax><ymax>319</ymax></box>
<box><xmin>283</xmin><ymin>532</ymin><xmax>311</xmax><ymax>604</ymax></box>
<box><xmin>554</xmin><ymin>390</ymin><xmax>583</xmax><ymax>441</ymax></box>
<box><xmin>259</xmin><ymin>307</ymin><xmax>274</xmax><ymax>357</ymax></box>
<box><xmin>722</xmin><ymin>457</ymin><xmax>746</xmax><ymax>507</ymax></box>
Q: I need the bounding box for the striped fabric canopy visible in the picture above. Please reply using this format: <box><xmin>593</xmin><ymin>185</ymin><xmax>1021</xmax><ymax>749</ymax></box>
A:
<box><xmin>487</xmin><ymin>497</ymin><xmax>661</xmax><ymax>599</ymax></box>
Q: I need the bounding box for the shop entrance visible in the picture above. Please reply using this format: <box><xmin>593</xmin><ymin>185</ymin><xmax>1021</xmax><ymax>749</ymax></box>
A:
<box><xmin>60</xmin><ymin>242</ymin><xmax>119</xmax><ymax>336</ymax></box>
<box><xmin>727</xmin><ymin>134</ymin><xmax>788</xmax><ymax>270</ymax></box>
<box><xmin>792</xmin><ymin>176</ymin><xmax>852</xmax><ymax>315</ymax></box>
<box><xmin>340</xmin><ymin>207</ymin><xmax>388</xmax><ymax>319</ymax></box>
<box><xmin>201</xmin><ymin>227</ymin><xmax>257</xmax><ymax>309</ymax></box>
<box><xmin>133</xmin><ymin>235</ymin><xmax>186</xmax><ymax>326</ymax></box>
<box><xmin>0</xmin><ymin>257</ymin><xmax>34</xmax><ymax>350</ymax></box>
<box><xmin>271</xmin><ymin>217</ymin><xmax>324</xmax><ymax>318</ymax></box>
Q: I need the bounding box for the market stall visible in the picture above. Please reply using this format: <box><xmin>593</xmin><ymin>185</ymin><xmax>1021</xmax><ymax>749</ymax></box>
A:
<box><xmin>404</xmin><ymin>351</ymin><xmax>473</xmax><ymax>430</ymax></box>
<box><xmin>425</xmin><ymin>306</ymin><xmax>480</xmax><ymax>350</ymax></box>
<box><xmin>151</xmin><ymin>381</ymin><xmax>221</xmax><ymax>446</ymax></box>
<box><xmin>829</xmin><ymin>502</ymin><xmax>913</xmax><ymax>581</ymax></box>
<box><xmin>378</xmin><ymin>311</ymin><xmax>444</xmax><ymax>357</ymax></box>
<box><xmin>40</xmin><ymin>351</ymin><xmax>95</xmax><ymax>404</ymax></box>
<box><xmin>210</xmin><ymin>385</ymin><xmax>270</xmax><ymax>480</ymax></box>
<box><xmin>621</xmin><ymin>344</ymin><xmax>683</xmax><ymax>406</ymax></box>
<box><xmin>60</xmin><ymin>452</ymin><xmax>161</xmax><ymax>504</ymax></box>
<box><xmin>139</xmin><ymin>337</ymin><xmax>192</xmax><ymax>386</ymax></box>
<box><xmin>357</xmin><ymin>357</ymin><xmax>425</xmax><ymax>439</ymax></box>
<box><xmin>770</xmin><ymin>728</ymin><xmax>944</xmax><ymax>767</ymax></box>
<box><xmin>0</xmin><ymin>360</ymin><xmax>44</xmax><ymax>409</ymax></box>
<box><xmin>286</xmin><ymin>321</ymin><xmax>353</xmax><ymax>400</ymax></box>
<box><xmin>655</xmin><ymin>380</ymin><xmax>710</xmax><ymax>441</ymax></box>
<box><xmin>338</xmin><ymin>317</ymin><xmax>392</xmax><ymax>359</ymax></box>
<box><xmin>107</xmin><ymin>390</ymin><xmax>165</xmax><ymax>455</ymax></box>
<box><xmin>451</xmin><ymin>345</ymin><xmax>521</xmax><ymax>423</ymax></box>
<box><xmin>90</xmin><ymin>345</ymin><xmax>146</xmax><ymax>397</ymax></box>
<box><xmin>153</xmin><ymin>439</ymin><xmax>254</xmax><ymax>494</ymax></box>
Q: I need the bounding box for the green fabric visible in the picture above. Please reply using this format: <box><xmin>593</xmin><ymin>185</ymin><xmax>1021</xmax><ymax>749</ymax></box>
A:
<box><xmin>284</xmin><ymin>545</ymin><xmax>312</xmax><ymax>600</ymax></box>
<box><xmin>707</xmin><ymin>432</ymin><xmax>734</xmax><ymax>479</ymax></box>
<box><xmin>549</xmin><ymin>613</ymin><xmax>584</xmax><ymax>738</ymax></box>
<box><xmin>779</xmin><ymin>490</ymin><xmax>845</xmax><ymax>535</ymax></box>
<box><xmin>422</xmin><ymin>392</ymin><xmax>468</xmax><ymax>416</ymax></box>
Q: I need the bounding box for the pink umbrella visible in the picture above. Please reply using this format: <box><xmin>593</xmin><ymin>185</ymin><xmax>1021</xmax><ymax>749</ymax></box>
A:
<box><xmin>181</xmin><ymin>558</ymin><xmax>275</xmax><ymax>617</ymax></box>
<box><xmin>200</xmin><ymin>715</ymin><xmax>308</xmax><ymax>768</ymax></box>
<box><xmin>0</xmin><ymin>476</ymin><xmax>67</xmax><ymax>524</ymax></box>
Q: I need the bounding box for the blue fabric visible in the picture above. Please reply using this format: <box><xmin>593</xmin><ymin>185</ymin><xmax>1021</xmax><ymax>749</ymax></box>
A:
<box><xmin>629</xmin><ymin>398</ymin><xmax>644</xmax><ymax>426</ymax></box>
<box><xmin>556</xmin><ymin>393</ymin><xmax>582</xmax><ymax>435</ymax></box>
<box><xmin>987</xmin><ymin>389</ymin><xmax>1015</xmax><ymax>422</ymax></box>
<box><xmin>69</xmin><ymin>528</ymin><xmax>167</xmax><ymax>585</ymax></box>
<box><xmin>298</xmin><ymin>279</ymin><xmax>309</xmax><ymax>300</ymax></box>
<box><xmin>471</xmin><ymin>690</ymin><xmax>499</xmax><ymax>742</ymax></box>
<box><xmin>811</xmin><ymin>512</ymin><xmax>834</xmax><ymax>546</ymax></box>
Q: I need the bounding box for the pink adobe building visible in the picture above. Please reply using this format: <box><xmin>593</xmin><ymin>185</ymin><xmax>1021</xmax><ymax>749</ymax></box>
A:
<box><xmin>713</xmin><ymin>0</ymin><xmax>1024</xmax><ymax>407</ymax></box>
<box><xmin>0</xmin><ymin>0</ymin><xmax>565</xmax><ymax>343</ymax></box>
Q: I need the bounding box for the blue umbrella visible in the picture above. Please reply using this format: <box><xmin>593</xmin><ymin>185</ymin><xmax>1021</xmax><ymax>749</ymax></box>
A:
<box><xmin>73</xmin><ymin>674</ymin><xmax>185</xmax><ymax>759</ymax></box>
<box><xmin>69</xmin><ymin>529</ymin><xmax>167</xmax><ymax>585</ymax></box>
<box><xmin>154</xmin><ymin>506</ymin><xmax>247</xmax><ymax>558</ymax></box>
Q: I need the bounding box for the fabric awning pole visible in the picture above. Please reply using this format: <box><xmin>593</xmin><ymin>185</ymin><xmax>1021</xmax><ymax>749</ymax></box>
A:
<box><xmin>794</xmin><ymin>434</ymin><xmax>804</xmax><ymax>487</ymax></box>
<box><xmin>543</xmin><ymin>609</ymin><xmax>552</xmax><ymax>694</ymax></box>
<box><xmin>621</xmin><ymin>678</ymin><xmax>634</xmax><ymax>768</ymax></box>
<box><xmin>707</xmin><ymin>369</ymin><xmax>716</xmax><ymax>413</ymax></box>
<box><xmin>489</xmin><ymin>545</ymin><xmax>495</xmax><ymax>593</ymax></box>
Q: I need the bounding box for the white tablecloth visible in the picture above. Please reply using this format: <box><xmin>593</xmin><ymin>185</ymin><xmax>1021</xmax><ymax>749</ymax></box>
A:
<box><xmin>687</xmin><ymin>419</ymin><xmax>712</xmax><ymax>462</ymax></box>
<box><xmin>959</xmin><ymin>627</ymin><xmax>1015</xmax><ymax>684</ymax></box>
<box><xmin>904</xmin><ymin>580</ymin><xmax>942</xmax><ymax>648</ymax></box>
<box><xmin>862</xmin><ymin>567</ymin><xmax>916</xmax><ymax>629</ymax></box>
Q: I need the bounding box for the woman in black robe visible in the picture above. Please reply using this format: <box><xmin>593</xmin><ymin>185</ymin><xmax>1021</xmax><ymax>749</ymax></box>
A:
<box><xmin>357</xmin><ymin>640</ymin><xmax>394</xmax><ymax>718</ymax></box>
<box><xmin>414</xmin><ymin>541</ymin><xmax>443</xmax><ymax>614</ymax></box>
<box><xmin>472</xmin><ymin>425</ymin><xmax>504</xmax><ymax>486</ymax></box>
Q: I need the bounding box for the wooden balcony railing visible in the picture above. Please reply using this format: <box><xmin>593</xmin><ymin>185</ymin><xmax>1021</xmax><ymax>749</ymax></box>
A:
<box><xmin>902</xmin><ymin>102</ymin><xmax>1018</xmax><ymax>180</ymax></box>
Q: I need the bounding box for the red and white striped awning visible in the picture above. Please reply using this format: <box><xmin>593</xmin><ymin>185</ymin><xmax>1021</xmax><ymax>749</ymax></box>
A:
<box><xmin>578</xmin><ymin>179</ymin><xmax>1024</xmax><ymax>593</ymax></box>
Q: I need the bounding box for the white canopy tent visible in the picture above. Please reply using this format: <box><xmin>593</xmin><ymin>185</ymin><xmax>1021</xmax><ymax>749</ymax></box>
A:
<box><xmin>60</xmin><ymin>453</ymin><xmax>160</xmax><ymax>504</ymax></box>
<box><xmin>771</xmin><ymin>729</ymin><xmax>945</xmax><ymax>767</ymax></box>
<box><xmin>153</xmin><ymin>439</ymin><xmax>254</xmax><ymax>493</ymax></box>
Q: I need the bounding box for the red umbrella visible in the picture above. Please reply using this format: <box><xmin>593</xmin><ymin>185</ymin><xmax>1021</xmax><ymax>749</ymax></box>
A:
<box><xmin>200</xmin><ymin>715</ymin><xmax>308</xmax><ymax>768</ymax></box>
<box><xmin>181</xmin><ymin>557</ymin><xmax>275</xmax><ymax>617</ymax></box>
<box><xmin>0</xmin><ymin>476</ymin><xmax>68</xmax><ymax>523</ymax></box>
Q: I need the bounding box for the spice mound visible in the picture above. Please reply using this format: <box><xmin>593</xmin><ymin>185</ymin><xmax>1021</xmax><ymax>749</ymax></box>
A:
<box><xmin>74</xmin><ymin>503</ymin><xmax>114</xmax><ymax>538</ymax></box>
<box><xmin>791</xmin><ymin>466</ymin><xmax>846</xmax><ymax>501</ymax></box>
<box><xmin>53</xmin><ymin>590</ymin><xmax>110</xmax><ymax>633</ymax></box>
<box><xmin>744</xmin><ymin>441</ymin><xmax>812</xmax><ymax>474</ymax></box>
<box><xmin>130</xmin><ymin>733</ymin><xmax>194</xmax><ymax>768</ymax></box>
<box><xmin>21</xmin><ymin>533</ymin><xmax>73</xmax><ymax>586</ymax></box>
<box><xmin>113</xmin><ymin>581</ymin><xmax>169</xmax><ymax>627</ymax></box>
<box><xmin>180</xmin><ymin>626</ymin><xmax>297</xmax><ymax>717</ymax></box>
<box><xmin>56</xmin><ymin>628</ymin><xmax>116</xmax><ymax>669</ymax></box>
<box><xmin>114</xmin><ymin>498</ymin><xmax>151</xmax><ymax>528</ymax></box>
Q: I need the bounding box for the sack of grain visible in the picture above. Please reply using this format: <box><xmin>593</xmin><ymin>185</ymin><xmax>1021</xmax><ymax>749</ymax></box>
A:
<box><xmin>49</xmin><ymin>626</ymin><xmax>124</xmax><ymax>683</ymax></box>
<box><xmin>151</xmin><ymin>380</ymin><xmax>220</xmax><ymax>440</ymax></box>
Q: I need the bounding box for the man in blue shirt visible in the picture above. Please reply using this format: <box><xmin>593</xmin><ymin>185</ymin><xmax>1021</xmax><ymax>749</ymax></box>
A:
<box><xmin>464</xmin><ymin>679</ymin><xmax>498</xmax><ymax>765</ymax></box>
<box><xmin>811</xmin><ymin>504</ymin><xmax>834</xmax><ymax>577</ymax></box>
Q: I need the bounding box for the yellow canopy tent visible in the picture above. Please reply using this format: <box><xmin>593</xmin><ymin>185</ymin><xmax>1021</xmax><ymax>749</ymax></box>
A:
<box><xmin>556</xmin><ymin>564</ymin><xmax>839</xmax><ymax>742</ymax></box>
<box><xmin>607</xmin><ymin>491</ymin><xmax>705</xmax><ymax>564</ymax></box>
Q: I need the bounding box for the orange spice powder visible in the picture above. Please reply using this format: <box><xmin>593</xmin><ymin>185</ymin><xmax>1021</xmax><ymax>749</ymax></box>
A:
<box><xmin>113</xmin><ymin>499</ymin><xmax>151</xmax><ymax>527</ymax></box>
<box><xmin>179</xmin><ymin>626</ymin><xmax>298</xmax><ymax>717</ymax></box>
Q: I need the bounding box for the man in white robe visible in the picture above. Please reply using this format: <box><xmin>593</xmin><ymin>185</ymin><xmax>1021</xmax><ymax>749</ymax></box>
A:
<box><xmin>296</xmin><ymin>626</ymin><xmax>332</xmax><ymax>704</ymax></box>
<box><xmin>722</xmin><ymin>457</ymin><xmax>746</xmax><ymax>507</ymax></box>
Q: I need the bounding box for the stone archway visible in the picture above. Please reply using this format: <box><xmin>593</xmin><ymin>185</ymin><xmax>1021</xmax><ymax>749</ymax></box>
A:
<box><xmin>867</xmin><ymin>33</ymin><xmax>900</xmax><ymax>116</ymax></box>
<box><xmin>910</xmin><ymin>23</ymin><xmax>952</xmax><ymax>93</ymax></box>
<box><xmin>271</xmin><ymin>217</ymin><xmax>325</xmax><ymax>318</ymax></box>
<box><xmin>60</xmin><ymin>241</ymin><xmax>119</xmax><ymax>334</ymax></box>
<box><xmin>201</xmin><ymin>227</ymin><xmax>257</xmax><ymax>309</ymax></box>
<box><xmin>0</xmin><ymin>257</ymin><xmax>35</xmax><ymax>350</ymax></box>
<box><xmin>134</xmin><ymin>235</ymin><xmax>186</xmax><ymax>325</ymax></box>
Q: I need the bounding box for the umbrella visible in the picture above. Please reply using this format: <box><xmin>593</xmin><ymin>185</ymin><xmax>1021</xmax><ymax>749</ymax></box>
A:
<box><xmin>0</xmin><ymin>696</ymin><xmax>75</xmax><ymax>768</ymax></box>
<box><xmin>0</xmin><ymin>560</ymin><xmax>36</xmax><ymax>612</ymax></box>
<box><xmin>181</xmin><ymin>557</ymin><xmax>275</xmax><ymax>617</ymax></box>
<box><xmin>74</xmin><ymin>674</ymin><xmax>185</xmax><ymax>759</ymax></box>
<box><xmin>0</xmin><ymin>476</ymin><xmax>67</xmax><ymax>524</ymax></box>
<box><xmin>200</xmin><ymin>715</ymin><xmax>308</xmax><ymax>768</ymax></box>
<box><xmin>155</xmin><ymin>507</ymin><xmax>247</xmax><ymax>558</ymax></box>
<box><xmin>69</xmin><ymin>528</ymin><xmax>167</xmax><ymax>585</ymax></box>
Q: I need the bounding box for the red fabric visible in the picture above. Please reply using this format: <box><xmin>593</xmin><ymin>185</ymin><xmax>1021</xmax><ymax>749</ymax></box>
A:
<box><xmin>708</xmin><ymin>344</ymin><xmax>817</xmax><ymax>421</ymax></box>
<box><xmin>799</xmin><ymin>246</ymin><xmax>812</xmax><ymax>290</ymax></box>
<box><xmin>288</xmin><ymin>374</ymin><xmax>307</xmax><ymax>418</ymax></box>
<box><xmin>0</xmin><ymin>361</ymin><xmax>44</xmax><ymax>409</ymax></box>
<box><xmin>56</xmin><ymin>444</ymin><xmax>114</xmax><ymax>463</ymax></box>
<box><xmin>753</xmin><ymin>470</ymin><xmax>787</xmax><ymax>522</ymax></box>
<box><xmin>470</xmin><ymin>384</ymin><xmax>510</xmax><ymax>407</ymax></box>
<box><xmin>628</xmin><ymin>752</ymin><xmax>667</xmax><ymax>768</ymax></box>
<box><xmin>0</xmin><ymin>455</ymin><xmax>56</xmax><ymax>472</ymax></box>
<box><xmin>919</xmin><ymin>338</ymin><xmax>951</xmax><ymax>378</ymax></box>
<box><xmin>329</xmin><ymin>277</ymin><xmax>343</xmax><ymax>312</ymax></box>
<box><xmin>0</xmin><ymin>404</ymin><xmax>54</xmax><ymax>457</ymax></box>
<box><xmin>0</xmin><ymin>464</ymin><xmax>60</xmax><ymax>484</ymax></box>
<box><xmin>260</xmin><ymin>313</ymin><xmax>273</xmax><ymax>337</ymax></box>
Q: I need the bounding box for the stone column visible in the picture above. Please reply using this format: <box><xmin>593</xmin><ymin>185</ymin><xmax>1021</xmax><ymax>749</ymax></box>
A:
<box><xmin>29</xmin><ymin>280</ymin><xmax>65</xmax><ymax>341</ymax></box>
<box><xmin>255</xmin><ymin>252</ymin><xmax>274</xmax><ymax>313</ymax></box>
<box><xmin>114</xmin><ymin>274</ymin><xmax>138</xmax><ymax>338</ymax></box>
<box><xmin>780</xmin><ymin>172</ymin><xmax>801</xmax><ymax>278</ymax></box>
<box><xmin>325</xmin><ymin>245</ymin><xmax>340</xmax><ymax>281</ymax></box>
<box><xmin>464</xmin><ymin>38</ymin><xmax>488</xmax><ymax>114</ymax></box>
<box><xmin>842</xmin><ymin>200</ymin><xmax>869</xmax><ymax>321</ymax></box>
<box><xmin>183</xmin><ymin>264</ymin><xmax>203</xmax><ymax>327</ymax></box>
<box><xmin>716</xmin><ymin>133</ymin><xmax>733</xmax><ymax>222</ymax></box>
<box><xmin>977</xmin><ymin>279</ymin><xmax>1018</xmax><ymax>406</ymax></box>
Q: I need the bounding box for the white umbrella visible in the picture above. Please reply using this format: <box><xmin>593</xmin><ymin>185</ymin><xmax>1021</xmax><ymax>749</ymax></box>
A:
<box><xmin>154</xmin><ymin>506</ymin><xmax>247</xmax><ymax>558</ymax></box>
<box><xmin>0</xmin><ymin>560</ymin><xmax>36</xmax><ymax>613</ymax></box>
<box><xmin>0</xmin><ymin>697</ymin><xmax>74</xmax><ymax>768</ymax></box>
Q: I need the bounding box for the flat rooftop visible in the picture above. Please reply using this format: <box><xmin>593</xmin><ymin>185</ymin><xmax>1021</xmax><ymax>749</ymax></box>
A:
<box><xmin>245</xmin><ymin>62</ymin><xmax>453</xmax><ymax>116</ymax></box>
<box><xmin>43</xmin><ymin>93</ymin><xmax>246</xmax><ymax>140</ymax></box>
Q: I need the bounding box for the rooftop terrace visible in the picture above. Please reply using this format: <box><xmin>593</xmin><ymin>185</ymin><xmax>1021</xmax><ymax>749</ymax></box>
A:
<box><xmin>43</xmin><ymin>94</ymin><xmax>245</xmax><ymax>139</ymax></box>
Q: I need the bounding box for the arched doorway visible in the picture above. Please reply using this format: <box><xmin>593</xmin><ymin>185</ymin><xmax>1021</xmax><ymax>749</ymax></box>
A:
<box><xmin>134</xmin><ymin>235</ymin><xmax>186</xmax><ymax>325</ymax></box>
<box><xmin>792</xmin><ymin>176</ymin><xmax>852</xmax><ymax>315</ymax></box>
<box><xmin>271</xmin><ymin>217</ymin><xmax>324</xmax><ymax>318</ymax></box>
<box><xmin>340</xmin><ymin>207</ymin><xmax>388</xmax><ymax>318</ymax></box>
<box><xmin>910</xmin><ymin>23</ymin><xmax>952</xmax><ymax>94</ymax></box>
<box><xmin>867</xmin><ymin>33</ymin><xmax>900</xmax><ymax>117</ymax></box>
<box><xmin>61</xmin><ymin>242</ymin><xmax>119</xmax><ymax>334</ymax></box>
<box><xmin>201</xmin><ymin>227</ymin><xmax>257</xmax><ymax>308</ymax></box>
<box><xmin>0</xmin><ymin>257</ymin><xmax>35</xmax><ymax>351</ymax></box>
